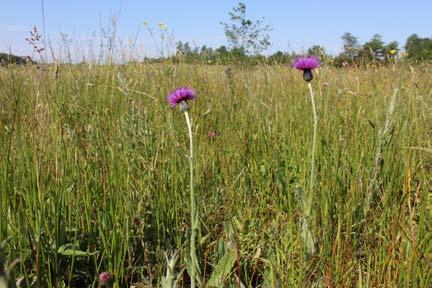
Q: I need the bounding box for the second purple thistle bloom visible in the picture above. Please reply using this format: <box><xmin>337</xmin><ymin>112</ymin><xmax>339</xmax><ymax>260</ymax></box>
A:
<box><xmin>293</xmin><ymin>56</ymin><xmax>320</xmax><ymax>82</ymax></box>
<box><xmin>167</xmin><ymin>87</ymin><xmax>197</xmax><ymax>108</ymax></box>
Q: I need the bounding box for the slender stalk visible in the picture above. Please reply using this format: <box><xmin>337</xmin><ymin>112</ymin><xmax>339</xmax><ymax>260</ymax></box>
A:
<box><xmin>184</xmin><ymin>110</ymin><xmax>197</xmax><ymax>288</ymax></box>
<box><xmin>306</xmin><ymin>82</ymin><xmax>318</xmax><ymax>215</ymax></box>
<box><xmin>301</xmin><ymin>82</ymin><xmax>318</xmax><ymax>255</ymax></box>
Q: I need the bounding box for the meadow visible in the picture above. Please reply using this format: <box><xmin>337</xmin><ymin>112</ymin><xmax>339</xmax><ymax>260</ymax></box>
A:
<box><xmin>0</xmin><ymin>62</ymin><xmax>430</xmax><ymax>287</ymax></box>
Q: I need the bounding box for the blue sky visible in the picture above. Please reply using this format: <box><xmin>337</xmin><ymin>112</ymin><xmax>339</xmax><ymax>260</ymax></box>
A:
<box><xmin>1</xmin><ymin>0</ymin><xmax>431</xmax><ymax>58</ymax></box>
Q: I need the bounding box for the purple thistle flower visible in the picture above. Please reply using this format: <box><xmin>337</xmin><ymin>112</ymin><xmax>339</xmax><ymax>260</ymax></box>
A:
<box><xmin>167</xmin><ymin>87</ymin><xmax>197</xmax><ymax>108</ymax></box>
<box><xmin>293</xmin><ymin>56</ymin><xmax>320</xmax><ymax>71</ymax></box>
<box><xmin>293</xmin><ymin>55</ymin><xmax>320</xmax><ymax>82</ymax></box>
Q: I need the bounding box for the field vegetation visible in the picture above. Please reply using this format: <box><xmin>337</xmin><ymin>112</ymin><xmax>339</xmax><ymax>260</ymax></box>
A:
<box><xmin>0</xmin><ymin>61</ymin><xmax>430</xmax><ymax>287</ymax></box>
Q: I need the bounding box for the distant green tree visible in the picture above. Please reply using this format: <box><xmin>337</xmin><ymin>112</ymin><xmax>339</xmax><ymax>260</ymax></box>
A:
<box><xmin>199</xmin><ymin>45</ymin><xmax>215</xmax><ymax>63</ymax></box>
<box><xmin>176</xmin><ymin>41</ymin><xmax>193</xmax><ymax>55</ymax></box>
<box><xmin>175</xmin><ymin>41</ymin><xmax>199</xmax><ymax>63</ymax></box>
<box><xmin>267</xmin><ymin>51</ymin><xmax>295</xmax><ymax>65</ymax></box>
<box><xmin>307</xmin><ymin>45</ymin><xmax>325</xmax><ymax>57</ymax></box>
<box><xmin>0</xmin><ymin>52</ymin><xmax>33</xmax><ymax>65</ymax></box>
<box><xmin>360</xmin><ymin>34</ymin><xmax>385</xmax><ymax>63</ymax></box>
<box><xmin>216</xmin><ymin>45</ymin><xmax>228</xmax><ymax>54</ymax></box>
<box><xmin>405</xmin><ymin>34</ymin><xmax>432</xmax><ymax>61</ymax></box>
<box><xmin>228</xmin><ymin>47</ymin><xmax>248</xmax><ymax>64</ymax></box>
<box><xmin>221</xmin><ymin>2</ymin><xmax>271</xmax><ymax>55</ymax></box>
<box><xmin>307</xmin><ymin>45</ymin><xmax>332</xmax><ymax>65</ymax></box>
<box><xmin>334</xmin><ymin>32</ymin><xmax>361</xmax><ymax>67</ymax></box>
<box><xmin>267</xmin><ymin>51</ymin><xmax>284</xmax><ymax>64</ymax></box>
<box><xmin>215</xmin><ymin>45</ymin><xmax>229</xmax><ymax>63</ymax></box>
<box><xmin>175</xmin><ymin>41</ymin><xmax>184</xmax><ymax>54</ymax></box>
<box><xmin>342</xmin><ymin>32</ymin><xmax>360</xmax><ymax>60</ymax></box>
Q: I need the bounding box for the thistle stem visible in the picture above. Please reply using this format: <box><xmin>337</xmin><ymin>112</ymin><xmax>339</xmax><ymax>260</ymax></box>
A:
<box><xmin>300</xmin><ymin>82</ymin><xmax>318</xmax><ymax>255</ymax></box>
<box><xmin>307</xmin><ymin>82</ymin><xmax>318</xmax><ymax>210</ymax></box>
<box><xmin>183</xmin><ymin>110</ymin><xmax>197</xmax><ymax>288</ymax></box>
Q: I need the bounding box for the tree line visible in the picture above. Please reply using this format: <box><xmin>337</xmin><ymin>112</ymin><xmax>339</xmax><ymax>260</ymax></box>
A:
<box><xmin>150</xmin><ymin>33</ymin><xmax>432</xmax><ymax>66</ymax></box>
<box><xmin>166</xmin><ymin>2</ymin><xmax>432</xmax><ymax>66</ymax></box>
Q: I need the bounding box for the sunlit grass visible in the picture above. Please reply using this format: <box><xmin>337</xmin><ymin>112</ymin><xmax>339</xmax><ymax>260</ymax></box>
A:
<box><xmin>0</xmin><ymin>63</ymin><xmax>430</xmax><ymax>287</ymax></box>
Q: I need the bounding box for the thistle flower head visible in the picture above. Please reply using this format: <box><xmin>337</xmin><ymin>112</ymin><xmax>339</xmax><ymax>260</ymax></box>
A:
<box><xmin>167</xmin><ymin>87</ymin><xmax>196</xmax><ymax>108</ymax></box>
<box><xmin>293</xmin><ymin>55</ymin><xmax>320</xmax><ymax>82</ymax></box>
<box><xmin>293</xmin><ymin>55</ymin><xmax>320</xmax><ymax>71</ymax></box>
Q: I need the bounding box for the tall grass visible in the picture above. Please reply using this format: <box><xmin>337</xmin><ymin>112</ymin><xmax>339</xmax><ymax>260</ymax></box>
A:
<box><xmin>0</xmin><ymin>62</ymin><xmax>430</xmax><ymax>287</ymax></box>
